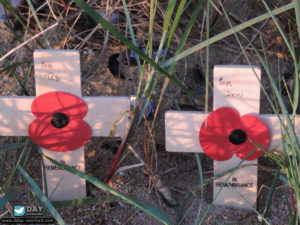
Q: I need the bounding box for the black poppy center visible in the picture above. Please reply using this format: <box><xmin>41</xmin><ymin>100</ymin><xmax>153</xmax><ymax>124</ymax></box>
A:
<box><xmin>229</xmin><ymin>129</ymin><xmax>247</xmax><ymax>145</ymax></box>
<box><xmin>51</xmin><ymin>113</ymin><xmax>69</xmax><ymax>128</ymax></box>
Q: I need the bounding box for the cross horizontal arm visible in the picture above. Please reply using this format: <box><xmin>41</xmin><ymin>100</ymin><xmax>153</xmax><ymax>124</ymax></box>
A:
<box><xmin>165</xmin><ymin>111</ymin><xmax>300</xmax><ymax>153</ymax></box>
<box><xmin>258</xmin><ymin>114</ymin><xmax>300</xmax><ymax>151</ymax></box>
<box><xmin>0</xmin><ymin>96</ymin><xmax>34</xmax><ymax>136</ymax></box>
<box><xmin>84</xmin><ymin>97</ymin><xmax>129</xmax><ymax>137</ymax></box>
<box><xmin>165</xmin><ymin>111</ymin><xmax>207</xmax><ymax>153</ymax></box>
<box><xmin>0</xmin><ymin>96</ymin><xmax>130</xmax><ymax>137</ymax></box>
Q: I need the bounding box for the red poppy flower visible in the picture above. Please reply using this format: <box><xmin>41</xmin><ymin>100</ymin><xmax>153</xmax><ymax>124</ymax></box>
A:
<box><xmin>28</xmin><ymin>92</ymin><xmax>91</xmax><ymax>152</ymax></box>
<box><xmin>199</xmin><ymin>107</ymin><xmax>269</xmax><ymax>161</ymax></box>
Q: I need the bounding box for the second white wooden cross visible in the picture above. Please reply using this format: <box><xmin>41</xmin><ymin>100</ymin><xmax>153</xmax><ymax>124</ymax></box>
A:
<box><xmin>0</xmin><ymin>50</ymin><xmax>130</xmax><ymax>201</ymax></box>
<box><xmin>165</xmin><ymin>65</ymin><xmax>300</xmax><ymax>209</ymax></box>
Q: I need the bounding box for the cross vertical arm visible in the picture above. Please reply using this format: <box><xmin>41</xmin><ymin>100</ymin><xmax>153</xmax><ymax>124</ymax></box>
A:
<box><xmin>33</xmin><ymin>50</ymin><xmax>131</xmax><ymax>200</ymax></box>
<box><xmin>34</xmin><ymin>50</ymin><xmax>86</xmax><ymax>201</ymax></box>
<box><xmin>212</xmin><ymin>66</ymin><xmax>261</xmax><ymax>209</ymax></box>
<box><xmin>165</xmin><ymin>65</ymin><xmax>300</xmax><ymax>210</ymax></box>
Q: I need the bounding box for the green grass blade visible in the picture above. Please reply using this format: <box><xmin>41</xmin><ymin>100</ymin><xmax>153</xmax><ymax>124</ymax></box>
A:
<box><xmin>176</xmin><ymin>0</ymin><xmax>205</xmax><ymax>54</ymax></box>
<box><xmin>0</xmin><ymin>143</ymin><xmax>26</xmax><ymax>152</ymax></box>
<box><xmin>209</xmin><ymin>0</ymin><xmax>246</xmax><ymax>32</ymax></box>
<box><xmin>1</xmin><ymin>139</ymin><xmax>29</xmax><ymax>192</ymax></box>
<box><xmin>138</xmin><ymin>0</ymin><xmax>180</xmax><ymax>122</ymax></box>
<box><xmin>198</xmin><ymin>146</ymin><xmax>262</xmax><ymax>224</ymax></box>
<box><xmin>163</xmin><ymin>0</ymin><xmax>177</xmax><ymax>32</ymax></box>
<box><xmin>162</xmin><ymin>3</ymin><xmax>295</xmax><ymax>68</ymax></box>
<box><xmin>2</xmin><ymin>14</ymin><xmax>33</xmax><ymax>53</ymax></box>
<box><xmin>177</xmin><ymin>160</ymin><xmax>259</xmax><ymax>224</ymax></box>
<box><xmin>287</xmin><ymin>20</ymin><xmax>299</xmax><ymax>120</ymax></box>
<box><xmin>0</xmin><ymin>0</ymin><xmax>45</xmax><ymax>49</ymax></box>
<box><xmin>284</xmin><ymin>187</ymin><xmax>293</xmax><ymax>218</ymax></box>
<box><xmin>294</xmin><ymin>0</ymin><xmax>300</xmax><ymax>40</ymax></box>
<box><xmin>132</xmin><ymin>0</ymin><xmax>158</xmax><ymax>113</ymax></box>
<box><xmin>288</xmin><ymin>213</ymin><xmax>298</xmax><ymax>225</ymax></box>
<box><xmin>0</xmin><ymin>150</ymin><xmax>8</xmax><ymax>179</ymax></box>
<box><xmin>17</xmin><ymin>166</ymin><xmax>66</xmax><ymax>225</ymax></box>
<box><xmin>163</xmin><ymin>0</ymin><xmax>205</xmax><ymax>75</ymax></box>
<box><xmin>144</xmin><ymin>0</ymin><xmax>206</xmax><ymax>124</ymax></box>
<box><xmin>0</xmin><ymin>61</ymin><xmax>30</xmax><ymax>74</ymax></box>
<box><xmin>250</xmin><ymin>38</ymin><xmax>295</xmax><ymax>124</ymax></box>
<box><xmin>205</xmin><ymin>1</ymin><xmax>210</xmax><ymax>113</ymax></box>
<box><xmin>121</xmin><ymin>0</ymin><xmax>142</xmax><ymax>75</ymax></box>
<box><xmin>194</xmin><ymin>4</ymin><xmax>210</xmax><ymax>223</ymax></box>
<box><xmin>137</xmin><ymin>0</ymin><xmax>167</xmax><ymax>122</ymax></box>
<box><xmin>0</xmin><ymin>0</ymin><xmax>27</xmax><ymax>31</ymax></box>
<box><xmin>52</xmin><ymin>196</ymin><xmax>121</xmax><ymax>208</ymax></box>
<box><xmin>0</xmin><ymin>189</ymin><xmax>18</xmax><ymax>209</ymax></box>
<box><xmin>40</xmin><ymin>153</ymin><xmax>48</xmax><ymax>198</ymax></box>
<box><xmin>260</xmin><ymin>168</ymin><xmax>280</xmax><ymax>225</ymax></box>
<box><xmin>167</xmin><ymin>0</ymin><xmax>186</xmax><ymax>49</ymax></box>
<box><xmin>26</xmin><ymin>0</ymin><xmax>51</xmax><ymax>48</ymax></box>
<box><xmin>229</xmin><ymin>189</ymin><xmax>271</xmax><ymax>225</ymax></box>
<box><xmin>217</xmin><ymin>0</ymin><xmax>300</xmax><ymax>156</ymax></box>
<box><xmin>0</xmin><ymin>50</ymin><xmax>29</xmax><ymax>96</ymax></box>
<box><xmin>241</xmin><ymin>33</ymin><xmax>300</xmax><ymax>151</ymax></box>
<box><xmin>44</xmin><ymin>155</ymin><xmax>173</xmax><ymax>225</ymax></box>
<box><xmin>73</xmin><ymin>0</ymin><xmax>201</xmax><ymax>104</ymax></box>
<box><xmin>261</xmin><ymin>1</ymin><xmax>294</xmax><ymax>59</ymax></box>
<box><xmin>218</xmin><ymin>4</ymin><xmax>300</xmax><ymax>217</ymax></box>
<box><xmin>194</xmin><ymin>153</ymin><xmax>203</xmax><ymax>197</ymax></box>
<box><xmin>24</xmin><ymin>60</ymin><xmax>33</xmax><ymax>88</ymax></box>
<box><xmin>261</xmin><ymin>2</ymin><xmax>299</xmax><ymax>125</ymax></box>
<box><xmin>193</xmin><ymin>153</ymin><xmax>204</xmax><ymax>225</ymax></box>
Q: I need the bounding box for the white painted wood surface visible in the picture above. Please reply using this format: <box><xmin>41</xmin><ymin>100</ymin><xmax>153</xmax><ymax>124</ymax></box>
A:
<box><xmin>0</xmin><ymin>97</ymin><xmax>34</xmax><ymax>136</ymax></box>
<box><xmin>165</xmin><ymin>65</ymin><xmax>300</xmax><ymax>209</ymax></box>
<box><xmin>165</xmin><ymin>111</ymin><xmax>206</xmax><ymax>153</ymax></box>
<box><xmin>0</xmin><ymin>50</ymin><xmax>130</xmax><ymax>201</ymax></box>
<box><xmin>214</xmin><ymin>66</ymin><xmax>259</xmax><ymax>209</ymax></box>
<box><xmin>34</xmin><ymin>50</ymin><xmax>82</xmax><ymax>96</ymax></box>
<box><xmin>213</xmin><ymin>65</ymin><xmax>261</xmax><ymax>115</ymax></box>
<box><xmin>43</xmin><ymin>147</ymin><xmax>86</xmax><ymax>201</ymax></box>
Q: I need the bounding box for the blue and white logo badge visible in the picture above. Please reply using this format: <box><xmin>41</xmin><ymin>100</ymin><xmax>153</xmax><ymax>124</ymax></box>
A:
<box><xmin>13</xmin><ymin>206</ymin><xmax>25</xmax><ymax>217</ymax></box>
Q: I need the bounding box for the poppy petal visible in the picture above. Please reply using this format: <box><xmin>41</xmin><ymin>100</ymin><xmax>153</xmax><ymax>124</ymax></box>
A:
<box><xmin>28</xmin><ymin>91</ymin><xmax>91</xmax><ymax>152</ymax></box>
<box><xmin>28</xmin><ymin>120</ymin><xmax>91</xmax><ymax>151</ymax></box>
<box><xmin>199</xmin><ymin>107</ymin><xmax>270</xmax><ymax>161</ymax></box>
<box><xmin>31</xmin><ymin>92</ymin><xmax>87</xmax><ymax>120</ymax></box>
<box><xmin>199</xmin><ymin>107</ymin><xmax>242</xmax><ymax>161</ymax></box>
<box><xmin>236</xmin><ymin>115</ymin><xmax>269</xmax><ymax>160</ymax></box>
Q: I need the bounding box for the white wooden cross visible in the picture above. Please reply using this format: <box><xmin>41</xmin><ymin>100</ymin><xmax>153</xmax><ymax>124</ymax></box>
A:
<box><xmin>0</xmin><ymin>50</ymin><xmax>130</xmax><ymax>201</ymax></box>
<box><xmin>165</xmin><ymin>65</ymin><xmax>300</xmax><ymax>209</ymax></box>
